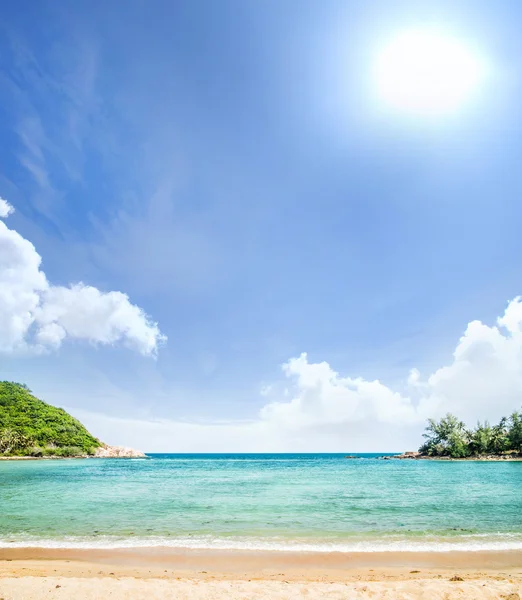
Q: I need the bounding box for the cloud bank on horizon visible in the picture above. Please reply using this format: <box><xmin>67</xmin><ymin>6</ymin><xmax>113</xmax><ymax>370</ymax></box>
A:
<box><xmin>0</xmin><ymin>198</ymin><xmax>165</xmax><ymax>356</ymax></box>
<box><xmin>76</xmin><ymin>296</ymin><xmax>522</xmax><ymax>452</ymax></box>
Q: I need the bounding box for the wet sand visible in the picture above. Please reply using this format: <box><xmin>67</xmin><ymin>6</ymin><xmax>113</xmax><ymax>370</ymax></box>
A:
<box><xmin>0</xmin><ymin>548</ymin><xmax>521</xmax><ymax>599</ymax></box>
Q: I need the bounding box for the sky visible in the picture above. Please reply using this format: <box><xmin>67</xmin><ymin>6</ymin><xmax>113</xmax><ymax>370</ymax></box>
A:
<box><xmin>1</xmin><ymin>0</ymin><xmax>522</xmax><ymax>452</ymax></box>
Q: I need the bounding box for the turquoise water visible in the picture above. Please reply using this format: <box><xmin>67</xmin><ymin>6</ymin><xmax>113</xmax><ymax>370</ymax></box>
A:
<box><xmin>1</xmin><ymin>454</ymin><xmax>521</xmax><ymax>552</ymax></box>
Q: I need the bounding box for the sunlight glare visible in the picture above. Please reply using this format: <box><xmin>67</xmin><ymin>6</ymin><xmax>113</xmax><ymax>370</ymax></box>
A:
<box><xmin>373</xmin><ymin>29</ymin><xmax>485</xmax><ymax>116</ymax></box>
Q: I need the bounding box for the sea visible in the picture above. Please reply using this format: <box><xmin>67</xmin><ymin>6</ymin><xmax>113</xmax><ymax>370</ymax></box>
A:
<box><xmin>1</xmin><ymin>453</ymin><xmax>521</xmax><ymax>552</ymax></box>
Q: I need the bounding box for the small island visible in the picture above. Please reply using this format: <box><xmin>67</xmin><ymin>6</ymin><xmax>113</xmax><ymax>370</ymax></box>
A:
<box><xmin>392</xmin><ymin>411</ymin><xmax>522</xmax><ymax>460</ymax></box>
<box><xmin>0</xmin><ymin>381</ymin><xmax>145</xmax><ymax>459</ymax></box>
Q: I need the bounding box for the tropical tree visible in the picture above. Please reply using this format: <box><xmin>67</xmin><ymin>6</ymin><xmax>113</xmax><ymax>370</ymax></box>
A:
<box><xmin>490</xmin><ymin>417</ymin><xmax>509</xmax><ymax>453</ymax></box>
<box><xmin>508</xmin><ymin>411</ymin><xmax>522</xmax><ymax>452</ymax></box>
<box><xmin>470</xmin><ymin>421</ymin><xmax>493</xmax><ymax>455</ymax></box>
<box><xmin>419</xmin><ymin>411</ymin><xmax>522</xmax><ymax>457</ymax></box>
<box><xmin>0</xmin><ymin>428</ymin><xmax>33</xmax><ymax>454</ymax></box>
<box><xmin>420</xmin><ymin>414</ymin><xmax>471</xmax><ymax>458</ymax></box>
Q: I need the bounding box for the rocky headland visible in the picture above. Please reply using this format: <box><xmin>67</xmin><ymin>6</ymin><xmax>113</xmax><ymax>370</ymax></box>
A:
<box><xmin>0</xmin><ymin>381</ymin><xmax>146</xmax><ymax>459</ymax></box>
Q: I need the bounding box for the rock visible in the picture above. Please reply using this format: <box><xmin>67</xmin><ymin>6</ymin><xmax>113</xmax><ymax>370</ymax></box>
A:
<box><xmin>393</xmin><ymin>451</ymin><xmax>422</xmax><ymax>459</ymax></box>
<box><xmin>449</xmin><ymin>575</ymin><xmax>464</xmax><ymax>582</ymax></box>
<box><xmin>344</xmin><ymin>455</ymin><xmax>358</xmax><ymax>459</ymax></box>
<box><xmin>93</xmin><ymin>445</ymin><xmax>146</xmax><ymax>458</ymax></box>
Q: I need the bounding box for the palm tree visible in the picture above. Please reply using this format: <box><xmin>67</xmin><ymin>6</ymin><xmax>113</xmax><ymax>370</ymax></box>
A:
<box><xmin>508</xmin><ymin>411</ymin><xmax>522</xmax><ymax>452</ymax></box>
<box><xmin>490</xmin><ymin>417</ymin><xmax>509</xmax><ymax>454</ymax></box>
<box><xmin>471</xmin><ymin>421</ymin><xmax>493</xmax><ymax>455</ymax></box>
<box><xmin>0</xmin><ymin>428</ymin><xmax>34</xmax><ymax>455</ymax></box>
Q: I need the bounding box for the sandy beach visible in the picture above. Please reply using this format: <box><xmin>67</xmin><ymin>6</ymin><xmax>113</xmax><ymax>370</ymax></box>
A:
<box><xmin>0</xmin><ymin>548</ymin><xmax>521</xmax><ymax>599</ymax></box>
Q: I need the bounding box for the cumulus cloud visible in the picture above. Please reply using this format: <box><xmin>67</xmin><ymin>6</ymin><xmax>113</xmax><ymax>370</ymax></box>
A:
<box><xmin>414</xmin><ymin>303</ymin><xmax>522</xmax><ymax>422</ymax></box>
<box><xmin>0</xmin><ymin>200</ymin><xmax>165</xmax><ymax>355</ymax></box>
<box><xmin>260</xmin><ymin>298</ymin><xmax>522</xmax><ymax>439</ymax></box>
<box><xmin>260</xmin><ymin>353</ymin><xmax>420</xmax><ymax>429</ymax></box>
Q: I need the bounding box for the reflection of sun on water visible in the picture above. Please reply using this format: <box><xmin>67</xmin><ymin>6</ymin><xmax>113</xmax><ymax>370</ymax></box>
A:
<box><xmin>373</xmin><ymin>29</ymin><xmax>486</xmax><ymax>116</ymax></box>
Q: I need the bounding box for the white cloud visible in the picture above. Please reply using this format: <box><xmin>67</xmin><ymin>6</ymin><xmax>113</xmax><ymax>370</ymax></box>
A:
<box><xmin>0</xmin><ymin>200</ymin><xmax>165</xmax><ymax>355</ymax></box>
<box><xmin>415</xmin><ymin>303</ymin><xmax>522</xmax><ymax>422</ymax></box>
<box><xmin>0</xmin><ymin>197</ymin><xmax>14</xmax><ymax>218</ymax></box>
<box><xmin>260</xmin><ymin>353</ymin><xmax>420</xmax><ymax>429</ymax></box>
<box><xmin>261</xmin><ymin>298</ymin><xmax>522</xmax><ymax>440</ymax></box>
<box><xmin>35</xmin><ymin>284</ymin><xmax>163</xmax><ymax>355</ymax></box>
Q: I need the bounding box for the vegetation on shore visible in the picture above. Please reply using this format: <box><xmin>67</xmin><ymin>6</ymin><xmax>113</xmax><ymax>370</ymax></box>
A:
<box><xmin>2</xmin><ymin>378</ymin><xmax>521</xmax><ymax>461</ymax></box>
<box><xmin>0</xmin><ymin>382</ymin><xmax>101</xmax><ymax>457</ymax></box>
<box><xmin>419</xmin><ymin>411</ymin><xmax>522</xmax><ymax>458</ymax></box>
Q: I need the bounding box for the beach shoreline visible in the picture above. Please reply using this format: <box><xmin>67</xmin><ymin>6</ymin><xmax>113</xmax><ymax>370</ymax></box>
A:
<box><xmin>0</xmin><ymin>457</ymin><xmax>128</xmax><ymax>461</ymax></box>
<box><xmin>1</xmin><ymin>548</ymin><xmax>521</xmax><ymax>599</ymax></box>
<box><xmin>1</xmin><ymin>546</ymin><xmax>521</xmax><ymax>574</ymax></box>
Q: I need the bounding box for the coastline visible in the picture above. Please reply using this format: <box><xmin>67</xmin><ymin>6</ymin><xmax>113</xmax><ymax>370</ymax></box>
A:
<box><xmin>0</xmin><ymin>455</ymin><xmax>149</xmax><ymax>460</ymax></box>
<box><xmin>387</xmin><ymin>451</ymin><xmax>522</xmax><ymax>461</ymax></box>
<box><xmin>0</xmin><ymin>445</ymin><xmax>147</xmax><ymax>460</ymax></box>
<box><xmin>1</xmin><ymin>548</ymin><xmax>521</xmax><ymax>599</ymax></box>
<box><xmin>390</xmin><ymin>456</ymin><xmax>522</xmax><ymax>462</ymax></box>
<box><xmin>3</xmin><ymin>453</ymin><xmax>521</xmax><ymax>461</ymax></box>
<box><xmin>390</xmin><ymin>456</ymin><xmax>522</xmax><ymax>461</ymax></box>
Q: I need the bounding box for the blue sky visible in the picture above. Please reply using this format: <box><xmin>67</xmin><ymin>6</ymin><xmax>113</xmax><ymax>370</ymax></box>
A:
<box><xmin>1</xmin><ymin>0</ymin><xmax>522</xmax><ymax>451</ymax></box>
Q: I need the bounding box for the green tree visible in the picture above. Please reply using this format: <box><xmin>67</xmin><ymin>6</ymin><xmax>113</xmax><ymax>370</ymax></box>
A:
<box><xmin>508</xmin><ymin>410</ymin><xmax>522</xmax><ymax>452</ymax></box>
<box><xmin>470</xmin><ymin>421</ymin><xmax>493</xmax><ymax>455</ymax></box>
<box><xmin>420</xmin><ymin>414</ymin><xmax>471</xmax><ymax>457</ymax></box>
<box><xmin>419</xmin><ymin>411</ymin><xmax>522</xmax><ymax>457</ymax></box>
<box><xmin>490</xmin><ymin>417</ymin><xmax>509</xmax><ymax>453</ymax></box>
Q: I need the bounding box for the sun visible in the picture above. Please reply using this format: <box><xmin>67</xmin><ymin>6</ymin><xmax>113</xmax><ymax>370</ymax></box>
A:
<box><xmin>373</xmin><ymin>29</ymin><xmax>485</xmax><ymax>117</ymax></box>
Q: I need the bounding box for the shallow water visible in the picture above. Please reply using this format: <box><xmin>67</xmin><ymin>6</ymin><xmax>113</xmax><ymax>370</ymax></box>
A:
<box><xmin>1</xmin><ymin>454</ymin><xmax>521</xmax><ymax>551</ymax></box>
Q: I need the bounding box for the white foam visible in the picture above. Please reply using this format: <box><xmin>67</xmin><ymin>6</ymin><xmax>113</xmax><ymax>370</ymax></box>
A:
<box><xmin>1</xmin><ymin>534</ymin><xmax>521</xmax><ymax>553</ymax></box>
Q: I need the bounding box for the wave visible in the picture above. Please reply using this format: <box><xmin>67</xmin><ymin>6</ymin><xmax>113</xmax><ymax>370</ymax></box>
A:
<box><xmin>1</xmin><ymin>534</ymin><xmax>521</xmax><ymax>553</ymax></box>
